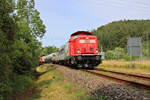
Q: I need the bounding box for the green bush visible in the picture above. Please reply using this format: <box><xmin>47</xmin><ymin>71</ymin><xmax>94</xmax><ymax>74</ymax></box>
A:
<box><xmin>0</xmin><ymin>82</ymin><xmax>12</xmax><ymax>100</ymax></box>
<box><xmin>0</xmin><ymin>75</ymin><xmax>34</xmax><ymax>100</ymax></box>
<box><xmin>142</xmin><ymin>41</ymin><xmax>150</xmax><ymax>57</ymax></box>
<box><xmin>105</xmin><ymin>50</ymin><xmax>114</xmax><ymax>59</ymax></box>
<box><xmin>122</xmin><ymin>54</ymin><xmax>130</xmax><ymax>61</ymax></box>
<box><xmin>105</xmin><ymin>47</ymin><xmax>125</xmax><ymax>60</ymax></box>
<box><xmin>12</xmin><ymin>74</ymin><xmax>34</xmax><ymax>94</ymax></box>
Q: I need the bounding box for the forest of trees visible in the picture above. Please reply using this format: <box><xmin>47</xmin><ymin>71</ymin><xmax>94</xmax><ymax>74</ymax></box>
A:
<box><xmin>92</xmin><ymin>20</ymin><xmax>150</xmax><ymax>51</ymax></box>
<box><xmin>0</xmin><ymin>0</ymin><xmax>46</xmax><ymax>100</ymax></box>
<box><xmin>40</xmin><ymin>46</ymin><xmax>58</xmax><ymax>57</ymax></box>
<box><xmin>92</xmin><ymin>20</ymin><xmax>150</xmax><ymax>59</ymax></box>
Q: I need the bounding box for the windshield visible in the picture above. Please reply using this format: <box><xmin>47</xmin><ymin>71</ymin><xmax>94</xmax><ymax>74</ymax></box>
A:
<box><xmin>72</xmin><ymin>35</ymin><xmax>80</xmax><ymax>39</ymax></box>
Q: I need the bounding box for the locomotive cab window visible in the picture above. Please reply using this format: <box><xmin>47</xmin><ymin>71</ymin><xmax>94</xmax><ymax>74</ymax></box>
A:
<box><xmin>72</xmin><ymin>35</ymin><xmax>80</xmax><ymax>39</ymax></box>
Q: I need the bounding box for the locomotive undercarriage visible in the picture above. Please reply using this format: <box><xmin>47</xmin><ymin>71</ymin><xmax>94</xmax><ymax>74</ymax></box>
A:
<box><xmin>67</xmin><ymin>55</ymin><xmax>101</xmax><ymax>69</ymax></box>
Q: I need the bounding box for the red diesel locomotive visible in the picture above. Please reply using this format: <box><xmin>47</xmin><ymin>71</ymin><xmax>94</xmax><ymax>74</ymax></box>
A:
<box><xmin>40</xmin><ymin>31</ymin><xmax>102</xmax><ymax>69</ymax></box>
<box><xmin>57</xmin><ymin>31</ymin><xmax>102</xmax><ymax>69</ymax></box>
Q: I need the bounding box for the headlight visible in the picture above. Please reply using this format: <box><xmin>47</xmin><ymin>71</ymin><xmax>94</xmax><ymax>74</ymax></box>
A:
<box><xmin>96</xmin><ymin>49</ymin><xmax>98</xmax><ymax>53</ymax></box>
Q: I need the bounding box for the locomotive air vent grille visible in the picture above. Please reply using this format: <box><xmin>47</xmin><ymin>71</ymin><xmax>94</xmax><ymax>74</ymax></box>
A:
<box><xmin>84</xmin><ymin>48</ymin><xmax>86</xmax><ymax>52</ymax></box>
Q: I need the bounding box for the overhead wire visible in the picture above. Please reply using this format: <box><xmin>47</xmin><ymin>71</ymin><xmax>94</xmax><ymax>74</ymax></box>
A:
<box><xmin>87</xmin><ymin>0</ymin><xmax>150</xmax><ymax>12</ymax></box>
<box><xmin>109</xmin><ymin>0</ymin><xmax>150</xmax><ymax>11</ymax></box>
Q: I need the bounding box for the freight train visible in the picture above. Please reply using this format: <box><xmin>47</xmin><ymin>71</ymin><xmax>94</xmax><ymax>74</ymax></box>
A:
<box><xmin>40</xmin><ymin>53</ymin><xmax>56</xmax><ymax>64</ymax></box>
<box><xmin>40</xmin><ymin>31</ymin><xmax>102</xmax><ymax>69</ymax></box>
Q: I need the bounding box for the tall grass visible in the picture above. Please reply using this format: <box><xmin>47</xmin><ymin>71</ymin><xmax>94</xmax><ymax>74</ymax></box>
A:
<box><xmin>99</xmin><ymin>60</ymin><xmax>150</xmax><ymax>74</ymax></box>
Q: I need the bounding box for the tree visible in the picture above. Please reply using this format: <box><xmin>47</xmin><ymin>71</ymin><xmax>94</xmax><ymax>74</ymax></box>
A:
<box><xmin>0</xmin><ymin>0</ymin><xmax>16</xmax><ymax>99</ymax></box>
<box><xmin>0</xmin><ymin>0</ymin><xmax>46</xmax><ymax>99</ymax></box>
<box><xmin>13</xmin><ymin>0</ymin><xmax>46</xmax><ymax>74</ymax></box>
<box><xmin>40</xmin><ymin>46</ymin><xmax>58</xmax><ymax>56</ymax></box>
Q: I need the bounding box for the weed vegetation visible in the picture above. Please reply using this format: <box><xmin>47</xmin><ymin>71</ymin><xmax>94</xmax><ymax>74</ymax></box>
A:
<box><xmin>99</xmin><ymin>60</ymin><xmax>150</xmax><ymax>74</ymax></box>
<box><xmin>27</xmin><ymin>65</ymin><xmax>93</xmax><ymax>100</ymax></box>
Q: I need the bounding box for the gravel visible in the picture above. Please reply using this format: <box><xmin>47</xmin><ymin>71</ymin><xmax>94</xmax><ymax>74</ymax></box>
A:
<box><xmin>52</xmin><ymin>64</ymin><xmax>150</xmax><ymax>100</ymax></box>
<box><xmin>91</xmin><ymin>84</ymin><xmax>150</xmax><ymax>100</ymax></box>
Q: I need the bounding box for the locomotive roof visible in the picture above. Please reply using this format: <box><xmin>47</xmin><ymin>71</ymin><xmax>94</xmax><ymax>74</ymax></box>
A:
<box><xmin>71</xmin><ymin>31</ymin><xmax>92</xmax><ymax>36</ymax></box>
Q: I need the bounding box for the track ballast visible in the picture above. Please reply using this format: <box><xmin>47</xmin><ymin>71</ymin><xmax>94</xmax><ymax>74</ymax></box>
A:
<box><xmin>81</xmin><ymin>68</ymin><xmax>150</xmax><ymax>89</ymax></box>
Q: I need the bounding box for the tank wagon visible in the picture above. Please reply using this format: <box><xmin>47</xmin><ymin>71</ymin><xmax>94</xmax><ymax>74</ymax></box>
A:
<box><xmin>40</xmin><ymin>53</ymin><xmax>56</xmax><ymax>64</ymax></box>
<box><xmin>51</xmin><ymin>52</ymin><xmax>59</xmax><ymax>64</ymax></box>
<box><xmin>56</xmin><ymin>31</ymin><xmax>102</xmax><ymax>69</ymax></box>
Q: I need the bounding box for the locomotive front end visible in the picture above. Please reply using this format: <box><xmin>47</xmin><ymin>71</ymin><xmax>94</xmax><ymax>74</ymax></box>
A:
<box><xmin>69</xmin><ymin>31</ymin><xmax>102</xmax><ymax>69</ymax></box>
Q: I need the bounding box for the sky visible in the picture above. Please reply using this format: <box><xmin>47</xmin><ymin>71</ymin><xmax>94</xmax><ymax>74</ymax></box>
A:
<box><xmin>35</xmin><ymin>0</ymin><xmax>150</xmax><ymax>48</ymax></box>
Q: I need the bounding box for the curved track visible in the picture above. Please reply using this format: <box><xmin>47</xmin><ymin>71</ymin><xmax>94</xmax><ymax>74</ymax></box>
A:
<box><xmin>81</xmin><ymin>68</ymin><xmax>150</xmax><ymax>89</ymax></box>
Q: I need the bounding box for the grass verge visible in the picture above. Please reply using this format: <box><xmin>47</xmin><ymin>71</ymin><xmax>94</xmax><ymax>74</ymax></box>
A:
<box><xmin>26</xmin><ymin>64</ymin><xmax>91</xmax><ymax>100</ymax></box>
<box><xmin>98</xmin><ymin>60</ymin><xmax>150</xmax><ymax>74</ymax></box>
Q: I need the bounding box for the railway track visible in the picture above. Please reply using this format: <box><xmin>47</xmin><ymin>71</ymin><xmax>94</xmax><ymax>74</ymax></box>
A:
<box><xmin>81</xmin><ymin>68</ymin><xmax>150</xmax><ymax>89</ymax></box>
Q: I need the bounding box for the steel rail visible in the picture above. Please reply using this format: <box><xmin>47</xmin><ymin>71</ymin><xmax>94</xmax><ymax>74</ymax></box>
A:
<box><xmin>95</xmin><ymin>68</ymin><xmax>150</xmax><ymax>80</ymax></box>
<box><xmin>81</xmin><ymin>69</ymin><xmax>150</xmax><ymax>88</ymax></box>
<box><xmin>52</xmin><ymin>64</ymin><xmax>150</xmax><ymax>88</ymax></box>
